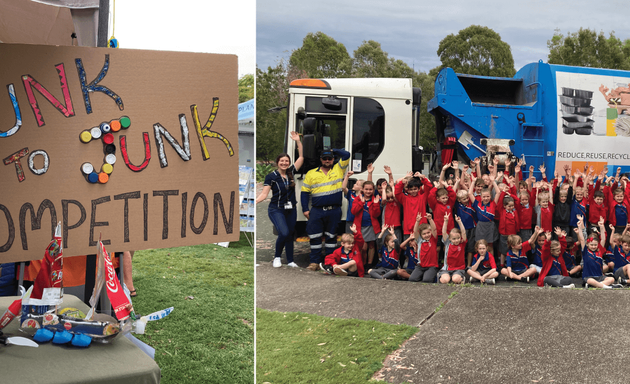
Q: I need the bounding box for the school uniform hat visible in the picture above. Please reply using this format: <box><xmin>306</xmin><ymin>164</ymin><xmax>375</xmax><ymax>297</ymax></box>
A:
<box><xmin>320</xmin><ymin>149</ymin><xmax>334</xmax><ymax>158</ymax></box>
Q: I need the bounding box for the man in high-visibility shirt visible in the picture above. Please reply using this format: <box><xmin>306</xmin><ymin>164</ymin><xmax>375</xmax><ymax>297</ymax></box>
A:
<box><xmin>301</xmin><ymin>148</ymin><xmax>351</xmax><ymax>271</ymax></box>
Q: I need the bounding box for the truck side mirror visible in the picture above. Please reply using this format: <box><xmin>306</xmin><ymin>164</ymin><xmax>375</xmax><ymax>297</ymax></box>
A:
<box><xmin>412</xmin><ymin>87</ymin><xmax>422</xmax><ymax>106</ymax></box>
<box><xmin>322</xmin><ymin>96</ymin><xmax>342</xmax><ymax>110</ymax></box>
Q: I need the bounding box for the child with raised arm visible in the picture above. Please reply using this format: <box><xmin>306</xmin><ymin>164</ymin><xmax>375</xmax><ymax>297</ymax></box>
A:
<box><xmin>570</xmin><ymin>170</ymin><xmax>589</xmax><ymax>234</ymax></box>
<box><xmin>501</xmin><ymin>231</ymin><xmax>538</xmax><ymax>282</ymax></box>
<box><xmin>587</xmin><ymin>172</ymin><xmax>609</xmax><ymax>234</ymax></box>
<box><xmin>322</xmin><ymin>223</ymin><xmax>365</xmax><ymax>277</ymax></box>
<box><xmin>537</xmin><ymin>228</ymin><xmax>574</xmax><ymax>288</ymax></box>
<box><xmin>467</xmin><ymin>239</ymin><xmax>499</xmax><ymax>284</ymax></box>
<box><xmin>428</xmin><ymin>170</ymin><xmax>457</xmax><ymax>260</ymax></box>
<box><xmin>468</xmin><ymin>173</ymin><xmax>500</xmax><ymax>261</ymax></box>
<box><xmin>607</xmin><ymin>178</ymin><xmax>630</xmax><ymax>235</ymax></box>
<box><xmin>342</xmin><ymin>170</ymin><xmax>364</xmax><ymax>234</ymax></box>
<box><xmin>496</xmin><ymin>181</ymin><xmax>520</xmax><ymax>268</ymax></box>
<box><xmin>438</xmin><ymin>213</ymin><xmax>467</xmax><ymax>284</ymax></box>
<box><xmin>529</xmin><ymin>226</ymin><xmax>547</xmax><ymax>275</ymax></box>
<box><xmin>368</xmin><ymin>225</ymin><xmax>400</xmax><ymax>279</ymax></box>
<box><xmin>395</xmin><ymin>172</ymin><xmax>434</xmax><ymax>239</ymax></box>
<box><xmin>408</xmin><ymin>213</ymin><xmax>439</xmax><ymax>283</ymax></box>
<box><xmin>350</xmin><ymin>181</ymin><xmax>382</xmax><ymax>268</ymax></box>
<box><xmin>534</xmin><ymin>180</ymin><xmax>555</xmax><ymax>233</ymax></box>
<box><xmin>455</xmin><ymin>188</ymin><xmax>477</xmax><ymax>268</ymax></box>
<box><xmin>562</xmin><ymin>236</ymin><xmax>582</xmax><ymax>277</ymax></box>
<box><xmin>614</xmin><ymin>233</ymin><xmax>630</xmax><ymax>285</ymax></box>
<box><xmin>396</xmin><ymin>233</ymin><xmax>418</xmax><ymax>280</ymax></box>
<box><xmin>381</xmin><ymin>184</ymin><xmax>402</xmax><ymax>244</ymax></box>
<box><xmin>552</xmin><ymin>165</ymin><xmax>573</xmax><ymax>236</ymax></box>
<box><xmin>576</xmin><ymin>215</ymin><xmax>618</xmax><ymax>288</ymax></box>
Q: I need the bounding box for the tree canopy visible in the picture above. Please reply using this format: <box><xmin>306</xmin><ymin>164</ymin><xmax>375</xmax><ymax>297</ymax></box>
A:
<box><xmin>255</xmin><ymin>60</ymin><xmax>307</xmax><ymax>163</ymax></box>
<box><xmin>289</xmin><ymin>32</ymin><xmax>352</xmax><ymax>78</ymax></box>
<box><xmin>547</xmin><ymin>28</ymin><xmax>630</xmax><ymax>70</ymax></box>
<box><xmin>238</xmin><ymin>74</ymin><xmax>254</xmax><ymax>103</ymax></box>
<box><xmin>436</xmin><ymin>25</ymin><xmax>516</xmax><ymax>77</ymax></box>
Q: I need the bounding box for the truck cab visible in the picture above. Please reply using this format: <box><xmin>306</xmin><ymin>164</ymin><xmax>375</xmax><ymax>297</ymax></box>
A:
<box><xmin>283</xmin><ymin>78</ymin><xmax>422</xmax><ymax>233</ymax></box>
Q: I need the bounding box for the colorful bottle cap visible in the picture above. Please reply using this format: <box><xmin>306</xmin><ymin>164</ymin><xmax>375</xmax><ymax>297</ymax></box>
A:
<box><xmin>105</xmin><ymin>154</ymin><xmax>116</xmax><ymax>165</ymax></box>
<box><xmin>80</xmin><ymin>131</ymin><xmax>92</xmax><ymax>143</ymax></box>
<box><xmin>100</xmin><ymin>122</ymin><xmax>111</xmax><ymax>133</ymax></box>
<box><xmin>90</xmin><ymin>127</ymin><xmax>102</xmax><ymax>139</ymax></box>
<box><xmin>120</xmin><ymin>116</ymin><xmax>131</xmax><ymax>128</ymax></box>
<box><xmin>88</xmin><ymin>172</ymin><xmax>99</xmax><ymax>183</ymax></box>
<box><xmin>98</xmin><ymin>172</ymin><xmax>109</xmax><ymax>183</ymax></box>
<box><xmin>102</xmin><ymin>133</ymin><xmax>114</xmax><ymax>145</ymax></box>
<box><xmin>105</xmin><ymin>144</ymin><xmax>116</xmax><ymax>154</ymax></box>
<box><xmin>102</xmin><ymin>163</ymin><xmax>113</xmax><ymax>174</ymax></box>
<box><xmin>81</xmin><ymin>162</ymin><xmax>94</xmax><ymax>175</ymax></box>
<box><xmin>110</xmin><ymin>120</ymin><xmax>122</xmax><ymax>132</ymax></box>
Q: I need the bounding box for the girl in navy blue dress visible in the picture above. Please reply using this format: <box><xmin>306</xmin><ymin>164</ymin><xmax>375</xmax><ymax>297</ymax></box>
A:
<box><xmin>256</xmin><ymin>131</ymin><xmax>304</xmax><ymax>267</ymax></box>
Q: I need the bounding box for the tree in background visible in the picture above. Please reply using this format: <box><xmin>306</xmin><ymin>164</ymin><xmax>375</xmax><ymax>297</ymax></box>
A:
<box><xmin>351</xmin><ymin>40</ymin><xmax>436</xmax><ymax>150</ymax></box>
<box><xmin>436</xmin><ymin>25</ymin><xmax>516</xmax><ymax>77</ymax></box>
<box><xmin>238</xmin><ymin>74</ymin><xmax>254</xmax><ymax>103</ymax></box>
<box><xmin>352</xmin><ymin>40</ymin><xmax>391</xmax><ymax>77</ymax></box>
<box><xmin>547</xmin><ymin>28</ymin><xmax>630</xmax><ymax>70</ymax></box>
<box><xmin>256</xmin><ymin>60</ymin><xmax>307</xmax><ymax>163</ymax></box>
<box><xmin>289</xmin><ymin>32</ymin><xmax>352</xmax><ymax>78</ymax></box>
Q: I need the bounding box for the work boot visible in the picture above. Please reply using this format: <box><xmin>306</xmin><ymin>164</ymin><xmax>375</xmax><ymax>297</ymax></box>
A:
<box><xmin>306</xmin><ymin>263</ymin><xmax>320</xmax><ymax>271</ymax></box>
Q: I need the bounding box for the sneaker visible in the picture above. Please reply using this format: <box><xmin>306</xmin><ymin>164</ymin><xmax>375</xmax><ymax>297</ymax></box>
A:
<box><xmin>485</xmin><ymin>278</ymin><xmax>496</xmax><ymax>285</ymax></box>
<box><xmin>521</xmin><ymin>276</ymin><xmax>530</xmax><ymax>283</ymax></box>
<box><xmin>611</xmin><ymin>284</ymin><xmax>624</xmax><ymax>289</ymax></box>
<box><xmin>319</xmin><ymin>263</ymin><xmax>333</xmax><ymax>275</ymax></box>
<box><xmin>287</xmin><ymin>262</ymin><xmax>299</xmax><ymax>268</ymax></box>
<box><xmin>333</xmin><ymin>266</ymin><xmax>348</xmax><ymax>276</ymax></box>
<box><xmin>619</xmin><ymin>276</ymin><xmax>628</xmax><ymax>285</ymax></box>
<box><xmin>584</xmin><ymin>283</ymin><xmax>589</xmax><ymax>289</ymax></box>
<box><xmin>562</xmin><ymin>284</ymin><xmax>575</xmax><ymax>289</ymax></box>
<box><xmin>307</xmin><ymin>263</ymin><xmax>320</xmax><ymax>271</ymax></box>
<box><xmin>272</xmin><ymin>257</ymin><xmax>282</xmax><ymax>268</ymax></box>
<box><xmin>605</xmin><ymin>272</ymin><xmax>614</xmax><ymax>277</ymax></box>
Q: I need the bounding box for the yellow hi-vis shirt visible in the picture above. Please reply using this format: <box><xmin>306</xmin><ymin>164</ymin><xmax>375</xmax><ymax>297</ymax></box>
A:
<box><xmin>301</xmin><ymin>157</ymin><xmax>350</xmax><ymax>210</ymax></box>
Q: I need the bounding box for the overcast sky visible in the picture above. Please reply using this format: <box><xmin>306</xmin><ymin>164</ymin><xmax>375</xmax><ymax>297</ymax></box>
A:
<box><xmin>257</xmin><ymin>0</ymin><xmax>630</xmax><ymax>74</ymax></box>
<box><xmin>114</xmin><ymin>0</ymin><xmax>255</xmax><ymax>77</ymax></box>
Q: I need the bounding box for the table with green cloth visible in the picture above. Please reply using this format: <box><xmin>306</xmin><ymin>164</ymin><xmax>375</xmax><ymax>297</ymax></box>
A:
<box><xmin>0</xmin><ymin>295</ymin><xmax>160</xmax><ymax>384</ymax></box>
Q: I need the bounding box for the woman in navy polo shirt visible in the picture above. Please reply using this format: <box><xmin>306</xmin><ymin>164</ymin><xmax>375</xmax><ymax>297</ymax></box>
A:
<box><xmin>255</xmin><ymin>131</ymin><xmax>304</xmax><ymax>267</ymax></box>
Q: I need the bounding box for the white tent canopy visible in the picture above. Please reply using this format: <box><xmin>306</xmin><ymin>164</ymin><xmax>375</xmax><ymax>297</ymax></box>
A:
<box><xmin>238</xmin><ymin>99</ymin><xmax>254</xmax><ymax>166</ymax></box>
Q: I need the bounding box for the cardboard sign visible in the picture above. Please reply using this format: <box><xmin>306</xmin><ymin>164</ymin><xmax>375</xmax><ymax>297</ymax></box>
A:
<box><xmin>0</xmin><ymin>43</ymin><xmax>239</xmax><ymax>262</ymax></box>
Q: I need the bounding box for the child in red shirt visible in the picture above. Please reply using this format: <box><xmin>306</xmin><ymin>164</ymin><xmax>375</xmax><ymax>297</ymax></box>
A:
<box><xmin>395</xmin><ymin>173</ymin><xmax>433</xmax><ymax>238</ymax></box>
<box><xmin>534</xmin><ymin>182</ymin><xmax>554</xmax><ymax>232</ymax></box>
<box><xmin>429</xmin><ymin>180</ymin><xmax>457</xmax><ymax>238</ymax></box>
<box><xmin>408</xmin><ymin>213</ymin><xmax>439</xmax><ymax>283</ymax></box>
<box><xmin>322</xmin><ymin>224</ymin><xmax>365</xmax><ymax>277</ymax></box>
<box><xmin>350</xmin><ymin>181</ymin><xmax>382</xmax><ymax>268</ymax></box>
<box><xmin>467</xmin><ymin>239</ymin><xmax>499</xmax><ymax>284</ymax></box>
<box><xmin>497</xmin><ymin>187</ymin><xmax>520</xmax><ymax>267</ymax></box>
<box><xmin>437</xmin><ymin>213</ymin><xmax>467</xmax><ymax>284</ymax></box>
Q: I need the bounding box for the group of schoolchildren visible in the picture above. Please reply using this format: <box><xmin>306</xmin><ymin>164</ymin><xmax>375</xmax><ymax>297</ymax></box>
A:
<box><xmin>320</xmin><ymin>157</ymin><xmax>630</xmax><ymax>289</ymax></box>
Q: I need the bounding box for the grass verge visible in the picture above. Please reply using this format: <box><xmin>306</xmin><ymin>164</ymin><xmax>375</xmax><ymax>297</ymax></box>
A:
<box><xmin>131</xmin><ymin>233</ymin><xmax>254</xmax><ymax>383</ymax></box>
<box><xmin>256</xmin><ymin>309</ymin><xmax>418</xmax><ymax>384</ymax></box>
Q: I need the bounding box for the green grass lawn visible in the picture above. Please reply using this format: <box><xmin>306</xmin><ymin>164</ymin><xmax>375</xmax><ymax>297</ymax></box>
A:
<box><xmin>256</xmin><ymin>309</ymin><xmax>418</xmax><ymax>384</ymax></box>
<box><xmin>131</xmin><ymin>233</ymin><xmax>254</xmax><ymax>383</ymax></box>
